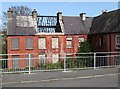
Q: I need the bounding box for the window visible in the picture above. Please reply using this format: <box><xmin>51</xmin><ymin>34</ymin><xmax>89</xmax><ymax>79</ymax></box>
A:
<box><xmin>99</xmin><ymin>35</ymin><xmax>103</xmax><ymax>47</ymax></box>
<box><xmin>78</xmin><ymin>37</ymin><xmax>85</xmax><ymax>47</ymax></box>
<box><xmin>26</xmin><ymin>38</ymin><xmax>34</xmax><ymax>49</ymax></box>
<box><xmin>52</xmin><ymin>54</ymin><xmax>59</xmax><ymax>63</ymax></box>
<box><xmin>78</xmin><ymin>37</ymin><xmax>85</xmax><ymax>42</ymax></box>
<box><xmin>12</xmin><ymin>55</ymin><xmax>20</xmax><ymax>69</ymax></box>
<box><xmin>66</xmin><ymin>37</ymin><xmax>72</xmax><ymax>48</ymax></box>
<box><xmin>26</xmin><ymin>54</ymin><xmax>34</xmax><ymax>67</ymax></box>
<box><xmin>38</xmin><ymin>54</ymin><xmax>46</xmax><ymax>64</ymax></box>
<box><xmin>52</xmin><ymin>38</ymin><xmax>58</xmax><ymax>49</ymax></box>
<box><xmin>11</xmin><ymin>38</ymin><xmax>19</xmax><ymax>50</ymax></box>
<box><xmin>38</xmin><ymin>38</ymin><xmax>46</xmax><ymax>49</ymax></box>
<box><xmin>116</xmin><ymin>35</ymin><xmax>120</xmax><ymax>48</ymax></box>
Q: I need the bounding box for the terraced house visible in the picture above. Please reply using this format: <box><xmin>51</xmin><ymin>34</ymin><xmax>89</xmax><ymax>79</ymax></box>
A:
<box><xmin>7</xmin><ymin>8</ymin><xmax>120</xmax><ymax>69</ymax></box>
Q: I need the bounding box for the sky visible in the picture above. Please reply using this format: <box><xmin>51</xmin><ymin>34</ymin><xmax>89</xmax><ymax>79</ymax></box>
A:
<box><xmin>0</xmin><ymin>1</ymin><xmax>119</xmax><ymax>26</ymax></box>
<box><xmin>1</xmin><ymin>2</ymin><xmax>119</xmax><ymax>16</ymax></box>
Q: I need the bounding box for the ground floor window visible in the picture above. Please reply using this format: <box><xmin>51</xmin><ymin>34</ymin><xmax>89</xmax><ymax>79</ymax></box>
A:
<box><xmin>38</xmin><ymin>54</ymin><xmax>46</xmax><ymax>64</ymax></box>
<box><xmin>12</xmin><ymin>55</ymin><xmax>20</xmax><ymax>69</ymax></box>
<box><xmin>52</xmin><ymin>54</ymin><xmax>59</xmax><ymax>63</ymax></box>
<box><xmin>116</xmin><ymin>35</ymin><xmax>120</xmax><ymax>49</ymax></box>
<box><xmin>26</xmin><ymin>54</ymin><xmax>34</xmax><ymax>67</ymax></box>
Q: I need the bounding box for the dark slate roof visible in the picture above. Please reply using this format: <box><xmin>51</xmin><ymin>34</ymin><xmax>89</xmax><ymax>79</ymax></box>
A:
<box><xmin>62</xmin><ymin>16</ymin><xmax>93</xmax><ymax>34</ymax></box>
<box><xmin>15</xmin><ymin>27</ymin><xmax>36</xmax><ymax>35</ymax></box>
<box><xmin>90</xmin><ymin>9</ymin><xmax>120</xmax><ymax>34</ymax></box>
<box><xmin>7</xmin><ymin>17</ymin><xmax>37</xmax><ymax>36</ymax></box>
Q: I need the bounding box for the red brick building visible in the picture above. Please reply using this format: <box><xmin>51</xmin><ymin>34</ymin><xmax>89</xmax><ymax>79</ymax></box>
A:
<box><xmin>89</xmin><ymin>9</ymin><xmax>120</xmax><ymax>52</ymax></box>
<box><xmin>7</xmin><ymin>9</ymin><xmax>91</xmax><ymax>68</ymax></box>
<box><xmin>7</xmin><ymin>8</ymin><xmax>120</xmax><ymax>69</ymax></box>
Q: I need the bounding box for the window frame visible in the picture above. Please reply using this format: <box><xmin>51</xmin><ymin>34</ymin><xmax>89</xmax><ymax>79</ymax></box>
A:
<box><xmin>66</xmin><ymin>37</ymin><xmax>73</xmax><ymax>48</ymax></box>
<box><xmin>116</xmin><ymin>35</ymin><xmax>120</xmax><ymax>49</ymax></box>
<box><xmin>11</xmin><ymin>38</ymin><xmax>20</xmax><ymax>50</ymax></box>
<box><xmin>38</xmin><ymin>38</ymin><xmax>46</xmax><ymax>49</ymax></box>
<box><xmin>52</xmin><ymin>37</ymin><xmax>59</xmax><ymax>49</ymax></box>
<box><xmin>99</xmin><ymin>34</ymin><xmax>103</xmax><ymax>47</ymax></box>
<box><xmin>26</xmin><ymin>37</ymin><xmax>34</xmax><ymax>50</ymax></box>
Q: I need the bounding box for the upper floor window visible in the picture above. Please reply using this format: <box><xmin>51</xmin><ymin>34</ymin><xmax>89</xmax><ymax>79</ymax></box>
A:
<box><xmin>78</xmin><ymin>37</ymin><xmax>85</xmax><ymax>47</ymax></box>
<box><xmin>26</xmin><ymin>38</ymin><xmax>34</xmax><ymax>49</ymax></box>
<box><xmin>38</xmin><ymin>38</ymin><xmax>46</xmax><ymax>49</ymax></box>
<box><xmin>116</xmin><ymin>35</ymin><xmax>120</xmax><ymax>49</ymax></box>
<box><xmin>78</xmin><ymin>37</ymin><xmax>85</xmax><ymax>43</ymax></box>
<box><xmin>52</xmin><ymin>38</ymin><xmax>58</xmax><ymax>49</ymax></box>
<box><xmin>11</xmin><ymin>38</ymin><xmax>19</xmax><ymax>50</ymax></box>
<box><xmin>66</xmin><ymin>37</ymin><xmax>72</xmax><ymax>48</ymax></box>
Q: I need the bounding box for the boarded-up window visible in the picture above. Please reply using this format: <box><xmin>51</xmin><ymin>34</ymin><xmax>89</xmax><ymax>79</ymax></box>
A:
<box><xmin>66</xmin><ymin>37</ymin><xmax>72</xmax><ymax>48</ymax></box>
<box><xmin>26</xmin><ymin>38</ymin><xmax>34</xmax><ymax>49</ymax></box>
<box><xmin>38</xmin><ymin>38</ymin><xmax>46</xmax><ymax>49</ymax></box>
<box><xmin>12</xmin><ymin>55</ymin><xmax>20</xmax><ymax>69</ymax></box>
<box><xmin>52</xmin><ymin>38</ymin><xmax>58</xmax><ymax>48</ymax></box>
<box><xmin>38</xmin><ymin>54</ymin><xmax>46</xmax><ymax>64</ymax></box>
<box><xmin>26</xmin><ymin>54</ymin><xmax>34</xmax><ymax>67</ymax></box>
<box><xmin>11</xmin><ymin>38</ymin><xmax>19</xmax><ymax>50</ymax></box>
<box><xmin>116</xmin><ymin>35</ymin><xmax>120</xmax><ymax>48</ymax></box>
<box><xmin>52</xmin><ymin>54</ymin><xmax>59</xmax><ymax>63</ymax></box>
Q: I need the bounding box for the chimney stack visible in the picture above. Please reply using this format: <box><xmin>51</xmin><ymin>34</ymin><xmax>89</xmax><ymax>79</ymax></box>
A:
<box><xmin>32</xmin><ymin>9</ymin><xmax>38</xmax><ymax>32</ymax></box>
<box><xmin>57</xmin><ymin>11</ymin><xmax>64</xmax><ymax>33</ymax></box>
<box><xmin>32</xmin><ymin>9</ymin><xmax>37</xmax><ymax>19</ymax></box>
<box><xmin>80</xmin><ymin>13</ymin><xmax>86</xmax><ymax>21</ymax></box>
<box><xmin>7</xmin><ymin>8</ymin><xmax>14</xmax><ymax>35</ymax></box>
<box><xmin>102</xmin><ymin>9</ymin><xmax>108</xmax><ymax>14</ymax></box>
<box><xmin>7</xmin><ymin>8</ymin><xmax>13</xmax><ymax>18</ymax></box>
<box><xmin>57</xmin><ymin>12</ymin><xmax>62</xmax><ymax>20</ymax></box>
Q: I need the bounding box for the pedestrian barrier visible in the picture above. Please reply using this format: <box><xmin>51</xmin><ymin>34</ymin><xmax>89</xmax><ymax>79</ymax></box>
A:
<box><xmin>0</xmin><ymin>52</ymin><xmax>120</xmax><ymax>74</ymax></box>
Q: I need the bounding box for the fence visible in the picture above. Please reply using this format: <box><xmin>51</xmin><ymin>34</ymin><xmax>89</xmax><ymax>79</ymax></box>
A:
<box><xmin>0</xmin><ymin>52</ymin><xmax>120</xmax><ymax>74</ymax></box>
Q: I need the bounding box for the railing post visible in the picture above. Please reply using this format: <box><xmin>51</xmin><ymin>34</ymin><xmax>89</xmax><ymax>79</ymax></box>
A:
<box><xmin>64</xmin><ymin>53</ymin><xmax>66</xmax><ymax>72</ymax></box>
<box><xmin>28</xmin><ymin>54</ymin><xmax>31</xmax><ymax>74</ymax></box>
<box><xmin>94</xmin><ymin>52</ymin><xmax>96</xmax><ymax>69</ymax></box>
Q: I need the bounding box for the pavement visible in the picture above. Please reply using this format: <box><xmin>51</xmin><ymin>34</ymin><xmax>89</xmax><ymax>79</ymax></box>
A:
<box><xmin>1</xmin><ymin>67</ymin><xmax>118</xmax><ymax>85</ymax></box>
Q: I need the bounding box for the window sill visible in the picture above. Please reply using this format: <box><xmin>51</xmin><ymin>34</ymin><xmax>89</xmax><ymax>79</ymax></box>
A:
<box><xmin>11</xmin><ymin>49</ymin><xmax>20</xmax><ymax>51</ymax></box>
<box><xmin>38</xmin><ymin>48</ymin><xmax>46</xmax><ymax>50</ymax></box>
<box><xmin>26</xmin><ymin>48</ymin><xmax>34</xmax><ymax>50</ymax></box>
<box><xmin>66</xmin><ymin>47</ymin><xmax>73</xmax><ymax>48</ymax></box>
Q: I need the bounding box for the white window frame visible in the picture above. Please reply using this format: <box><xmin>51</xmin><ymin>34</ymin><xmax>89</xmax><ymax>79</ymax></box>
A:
<box><xmin>66</xmin><ymin>37</ymin><xmax>72</xmax><ymax>48</ymax></box>
<box><xmin>116</xmin><ymin>35</ymin><xmax>120</xmax><ymax>49</ymax></box>
<box><xmin>38</xmin><ymin>54</ymin><xmax>46</xmax><ymax>64</ymax></box>
<box><xmin>78</xmin><ymin>37</ymin><xmax>85</xmax><ymax>43</ymax></box>
<box><xmin>38</xmin><ymin>38</ymin><xmax>46</xmax><ymax>49</ymax></box>
<box><xmin>52</xmin><ymin>37</ymin><xmax>59</xmax><ymax>49</ymax></box>
<box><xmin>52</xmin><ymin>54</ymin><xmax>59</xmax><ymax>63</ymax></box>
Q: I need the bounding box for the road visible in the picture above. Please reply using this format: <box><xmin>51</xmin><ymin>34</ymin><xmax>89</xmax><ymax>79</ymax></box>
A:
<box><xmin>1</xmin><ymin>67</ymin><xmax>119</xmax><ymax>87</ymax></box>
<box><xmin>2</xmin><ymin>73</ymin><xmax>118</xmax><ymax>87</ymax></box>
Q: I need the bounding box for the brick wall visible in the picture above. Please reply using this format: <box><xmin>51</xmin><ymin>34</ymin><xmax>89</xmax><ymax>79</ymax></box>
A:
<box><xmin>7</xmin><ymin>34</ymin><xmax>87</xmax><ymax>68</ymax></box>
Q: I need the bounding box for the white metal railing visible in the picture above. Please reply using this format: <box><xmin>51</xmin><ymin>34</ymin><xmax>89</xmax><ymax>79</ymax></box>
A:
<box><xmin>0</xmin><ymin>52</ymin><xmax>120</xmax><ymax>74</ymax></box>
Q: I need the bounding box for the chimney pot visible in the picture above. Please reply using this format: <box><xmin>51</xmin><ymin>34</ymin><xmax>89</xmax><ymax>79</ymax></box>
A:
<box><xmin>80</xmin><ymin>13</ymin><xmax>86</xmax><ymax>21</ymax></box>
<box><xmin>32</xmin><ymin>9</ymin><xmax>37</xmax><ymax>19</ymax></box>
<box><xmin>57</xmin><ymin>12</ymin><xmax>62</xmax><ymax>20</ymax></box>
<box><xmin>7</xmin><ymin>8</ymin><xmax>13</xmax><ymax>18</ymax></box>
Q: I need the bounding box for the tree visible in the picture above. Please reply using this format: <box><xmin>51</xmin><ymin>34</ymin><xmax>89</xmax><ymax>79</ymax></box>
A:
<box><xmin>79</xmin><ymin>40</ymin><xmax>92</xmax><ymax>53</ymax></box>
<box><xmin>2</xmin><ymin>6</ymin><xmax>32</xmax><ymax>29</ymax></box>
